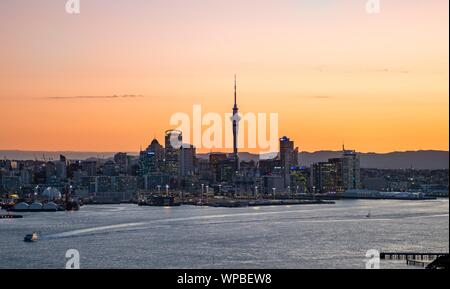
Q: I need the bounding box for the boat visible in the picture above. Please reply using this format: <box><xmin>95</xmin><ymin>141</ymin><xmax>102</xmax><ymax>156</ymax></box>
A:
<box><xmin>139</xmin><ymin>195</ymin><xmax>181</xmax><ymax>207</ymax></box>
<box><xmin>24</xmin><ymin>232</ymin><xmax>39</xmax><ymax>242</ymax></box>
<box><xmin>366</xmin><ymin>211</ymin><xmax>372</xmax><ymax>218</ymax></box>
<box><xmin>0</xmin><ymin>214</ymin><xmax>23</xmax><ymax>219</ymax></box>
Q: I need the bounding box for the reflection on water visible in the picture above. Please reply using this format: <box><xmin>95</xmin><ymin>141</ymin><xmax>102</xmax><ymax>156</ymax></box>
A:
<box><xmin>0</xmin><ymin>199</ymin><xmax>448</xmax><ymax>269</ymax></box>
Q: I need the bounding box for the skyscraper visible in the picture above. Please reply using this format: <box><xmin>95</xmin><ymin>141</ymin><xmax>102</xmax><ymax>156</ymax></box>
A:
<box><xmin>279</xmin><ymin>136</ymin><xmax>299</xmax><ymax>187</ymax></box>
<box><xmin>232</xmin><ymin>75</ymin><xmax>240</xmax><ymax>173</ymax></box>
<box><xmin>341</xmin><ymin>147</ymin><xmax>361</xmax><ymax>190</ymax></box>
<box><xmin>164</xmin><ymin>130</ymin><xmax>182</xmax><ymax>176</ymax></box>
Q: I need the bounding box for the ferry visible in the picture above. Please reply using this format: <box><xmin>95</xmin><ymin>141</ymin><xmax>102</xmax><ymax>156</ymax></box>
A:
<box><xmin>138</xmin><ymin>195</ymin><xmax>181</xmax><ymax>207</ymax></box>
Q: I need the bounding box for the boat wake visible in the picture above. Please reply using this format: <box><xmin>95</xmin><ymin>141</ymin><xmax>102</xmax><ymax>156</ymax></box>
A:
<box><xmin>46</xmin><ymin>222</ymin><xmax>146</xmax><ymax>239</ymax></box>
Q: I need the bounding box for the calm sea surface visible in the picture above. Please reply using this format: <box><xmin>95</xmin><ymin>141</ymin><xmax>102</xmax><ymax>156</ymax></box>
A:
<box><xmin>0</xmin><ymin>199</ymin><xmax>448</xmax><ymax>269</ymax></box>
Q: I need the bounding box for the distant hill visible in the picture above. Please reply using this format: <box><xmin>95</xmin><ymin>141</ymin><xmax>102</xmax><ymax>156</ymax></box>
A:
<box><xmin>1</xmin><ymin>150</ymin><xmax>448</xmax><ymax>170</ymax></box>
<box><xmin>199</xmin><ymin>150</ymin><xmax>449</xmax><ymax>170</ymax></box>
<box><xmin>299</xmin><ymin>150</ymin><xmax>449</xmax><ymax>169</ymax></box>
<box><xmin>0</xmin><ymin>150</ymin><xmax>130</xmax><ymax>162</ymax></box>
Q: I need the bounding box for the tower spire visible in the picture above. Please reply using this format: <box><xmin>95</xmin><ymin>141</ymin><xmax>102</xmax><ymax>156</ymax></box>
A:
<box><xmin>232</xmin><ymin>75</ymin><xmax>240</xmax><ymax>173</ymax></box>
<box><xmin>234</xmin><ymin>74</ymin><xmax>237</xmax><ymax>108</ymax></box>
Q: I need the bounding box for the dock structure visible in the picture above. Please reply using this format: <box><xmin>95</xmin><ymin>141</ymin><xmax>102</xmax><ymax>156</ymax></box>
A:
<box><xmin>381</xmin><ymin>252</ymin><xmax>449</xmax><ymax>261</ymax></box>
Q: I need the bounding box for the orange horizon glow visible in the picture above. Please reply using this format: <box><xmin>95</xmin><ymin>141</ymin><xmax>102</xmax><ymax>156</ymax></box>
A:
<box><xmin>0</xmin><ymin>0</ymin><xmax>448</xmax><ymax>154</ymax></box>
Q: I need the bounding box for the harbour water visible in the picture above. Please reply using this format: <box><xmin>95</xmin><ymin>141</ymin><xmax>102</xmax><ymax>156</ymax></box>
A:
<box><xmin>0</xmin><ymin>199</ymin><xmax>448</xmax><ymax>269</ymax></box>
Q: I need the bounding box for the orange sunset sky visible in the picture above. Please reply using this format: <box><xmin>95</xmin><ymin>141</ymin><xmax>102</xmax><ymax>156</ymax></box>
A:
<box><xmin>0</xmin><ymin>0</ymin><xmax>448</xmax><ymax>153</ymax></box>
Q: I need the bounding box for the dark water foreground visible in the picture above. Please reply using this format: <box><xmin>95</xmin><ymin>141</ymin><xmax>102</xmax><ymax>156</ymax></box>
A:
<box><xmin>0</xmin><ymin>199</ymin><xmax>448</xmax><ymax>269</ymax></box>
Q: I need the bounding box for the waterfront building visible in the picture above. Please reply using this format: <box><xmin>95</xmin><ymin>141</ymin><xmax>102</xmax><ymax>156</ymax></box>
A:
<box><xmin>2</xmin><ymin>176</ymin><xmax>20</xmax><ymax>193</ymax></box>
<box><xmin>114</xmin><ymin>152</ymin><xmax>128</xmax><ymax>174</ymax></box>
<box><xmin>262</xmin><ymin>175</ymin><xmax>285</xmax><ymax>195</ymax></box>
<box><xmin>311</xmin><ymin>148</ymin><xmax>361</xmax><ymax>193</ymax></box>
<box><xmin>179</xmin><ymin>145</ymin><xmax>196</xmax><ymax>177</ymax></box>
<box><xmin>342</xmin><ymin>148</ymin><xmax>361</xmax><ymax>190</ymax></box>
<box><xmin>279</xmin><ymin>136</ymin><xmax>299</xmax><ymax>187</ymax></box>
<box><xmin>312</xmin><ymin>162</ymin><xmax>339</xmax><ymax>193</ymax></box>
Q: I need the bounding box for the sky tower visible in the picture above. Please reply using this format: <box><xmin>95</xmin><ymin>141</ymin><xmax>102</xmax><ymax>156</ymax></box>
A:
<box><xmin>232</xmin><ymin>75</ymin><xmax>240</xmax><ymax>172</ymax></box>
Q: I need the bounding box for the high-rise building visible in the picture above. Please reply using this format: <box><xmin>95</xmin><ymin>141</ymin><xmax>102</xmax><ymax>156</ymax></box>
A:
<box><xmin>342</xmin><ymin>148</ymin><xmax>361</xmax><ymax>190</ymax></box>
<box><xmin>54</xmin><ymin>154</ymin><xmax>67</xmax><ymax>180</ymax></box>
<box><xmin>139</xmin><ymin>139</ymin><xmax>164</xmax><ymax>175</ymax></box>
<box><xmin>179</xmin><ymin>145</ymin><xmax>196</xmax><ymax>177</ymax></box>
<box><xmin>312</xmin><ymin>162</ymin><xmax>339</xmax><ymax>193</ymax></box>
<box><xmin>279</xmin><ymin>136</ymin><xmax>299</xmax><ymax>187</ymax></box>
<box><xmin>164</xmin><ymin>130</ymin><xmax>182</xmax><ymax>176</ymax></box>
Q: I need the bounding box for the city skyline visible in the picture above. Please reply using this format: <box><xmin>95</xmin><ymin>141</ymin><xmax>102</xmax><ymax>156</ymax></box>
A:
<box><xmin>0</xmin><ymin>0</ymin><xmax>449</xmax><ymax>153</ymax></box>
<box><xmin>0</xmin><ymin>0</ymin><xmax>448</xmax><ymax>274</ymax></box>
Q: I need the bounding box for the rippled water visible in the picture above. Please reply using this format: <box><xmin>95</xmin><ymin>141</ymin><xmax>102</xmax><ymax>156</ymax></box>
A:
<box><xmin>0</xmin><ymin>199</ymin><xmax>448</xmax><ymax>269</ymax></box>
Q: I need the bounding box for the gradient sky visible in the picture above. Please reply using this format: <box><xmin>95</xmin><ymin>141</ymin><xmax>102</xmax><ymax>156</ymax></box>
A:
<box><xmin>0</xmin><ymin>0</ymin><xmax>448</xmax><ymax>153</ymax></box>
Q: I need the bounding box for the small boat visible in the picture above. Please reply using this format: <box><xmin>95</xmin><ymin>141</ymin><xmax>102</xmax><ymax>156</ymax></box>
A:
<box><xmin>24</xmin><ymin>232</ymin><xmax>39</xmax><ymax>242</ymax></box>
<box><xmin>366</xmin><ymin>211</ymin><xmax>372</xmax><ymax>218</ymax></box>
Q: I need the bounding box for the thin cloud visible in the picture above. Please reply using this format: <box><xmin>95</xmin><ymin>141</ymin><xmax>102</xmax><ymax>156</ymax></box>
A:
<box><xmin>45</xmin><ymin>94</ymin><xmax>145</xmax><ymax>100</ymax></box>
<box><xmin>302</xmin><ymin>95</ymin><xmax>333</xmax><ymax>100</ymax></box>
<box><xmin>375</xmin><ymin>68</ymin><xmax>410</xmax><ymax>74</ymax></box>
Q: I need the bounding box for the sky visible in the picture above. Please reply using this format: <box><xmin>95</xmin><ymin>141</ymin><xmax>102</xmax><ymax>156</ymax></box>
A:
<box><xmin>0</xmin><ymin>0</ymin><xmax>448</xmax><ymax>153</ymax></box>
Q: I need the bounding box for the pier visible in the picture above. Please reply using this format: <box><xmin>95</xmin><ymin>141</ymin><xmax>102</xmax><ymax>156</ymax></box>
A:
<box><xmin>381</xmin><ymin>252</ymin><xmax>449</xmax><ymax>269</ymax></box>
<box><xmin>380</xmin><ymin>252</ymin><xmax>449</xmax><ymax>261</ymax></box>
